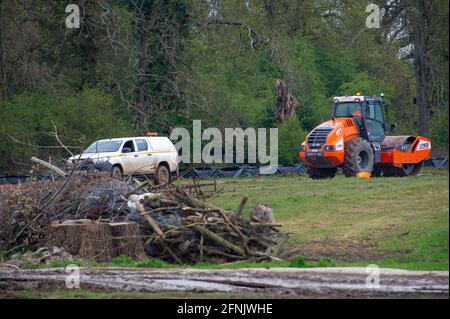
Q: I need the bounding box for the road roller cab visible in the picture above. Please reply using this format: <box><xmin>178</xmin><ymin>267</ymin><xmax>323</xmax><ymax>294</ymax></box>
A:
<box><xmin>299</xmin><ymin>94</ymin><xmax>431</xmax><ymax>179</ymax></box>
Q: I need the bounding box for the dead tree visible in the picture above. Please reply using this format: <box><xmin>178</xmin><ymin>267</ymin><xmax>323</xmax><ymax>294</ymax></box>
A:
<box><xmin>382</xmin><ymin>0</ymin><xmax>433</xmax><ymax>138</ymax></box>
<box><xmin>275</xmin><ymin>79</ymin><xmax>297</xmax><ymax>124</ymax></box>
<box><xmin>413</xmin><ymin>0</ymin><xmax>431</xmax><ymax>138</ymax></box>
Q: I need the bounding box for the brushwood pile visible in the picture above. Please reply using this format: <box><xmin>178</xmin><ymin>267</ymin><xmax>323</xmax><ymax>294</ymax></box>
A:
<box><xmin>0</xmin><ymin>173</ymin><xmax>287</xmax><ymax>264</ymax></box>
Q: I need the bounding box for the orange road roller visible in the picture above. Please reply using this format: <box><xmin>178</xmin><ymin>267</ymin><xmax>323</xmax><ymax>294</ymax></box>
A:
<box><xmin>299</xmin><ymin>94</ymin><xmax>431</xmax><ymax>179</ymax></box>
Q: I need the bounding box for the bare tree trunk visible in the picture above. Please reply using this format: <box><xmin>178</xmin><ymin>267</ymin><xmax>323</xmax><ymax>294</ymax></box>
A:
<box><xmin>275</xmin><ymin>79</ymin><xmax>297</xmax><ymax>124</ymax></box>
<box><xmin>413</xmin><ymin>0</ymin><xmax>430</xmax><ymax>137</ymax></box>
<box><xmin>136</xmin><ymin>30</ymin><xmax>149</xmax><ymax>130</ymax></box>
<box><xmin>132</xmin><ymin>0</ymin><xmax>163</xmax><ymax>132</ymax></box>
<box><xmin>265</xmin><ymin>0</ymin><xmax>275</xmax><ymax>24</ymax></box>
<box><xmin>79</xmin><ymin>0</ymin><xmax>97</xmax><ymax>88</ymax></box>
<box><xmin>0</xmin><ymin>0</ymin><xmax>6</xmax><ymax>99</ymax></box>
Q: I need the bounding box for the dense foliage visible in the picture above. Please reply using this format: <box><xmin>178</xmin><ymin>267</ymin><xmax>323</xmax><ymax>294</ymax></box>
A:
<box><xmin>0</xmin><ymin>0</ymin><xmax>448</xmax><ymax>172</ymax></box>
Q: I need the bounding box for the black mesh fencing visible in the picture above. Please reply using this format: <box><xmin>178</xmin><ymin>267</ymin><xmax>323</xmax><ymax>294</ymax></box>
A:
<box><xmin>1</xmin><ymin>158</ymin><xmax>447</xmax><ymax>185</ymax></box>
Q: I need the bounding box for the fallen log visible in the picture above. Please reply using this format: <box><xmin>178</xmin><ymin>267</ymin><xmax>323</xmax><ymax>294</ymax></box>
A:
<box><xmin>190</xmin><ymin>224</ymin><xmax>246</xmax><ymax>256</ymax></box>
<box><xmin>31</xmin><ymin>157</ymin><xmax>67</xmax><ymax>177</ymax></box>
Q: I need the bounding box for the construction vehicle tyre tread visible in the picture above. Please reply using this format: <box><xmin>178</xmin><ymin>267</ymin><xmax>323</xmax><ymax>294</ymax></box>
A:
<box><xmin>342</xmin><ymin>138</ymin><xmax>374</xmax><ymax>177</ymax></box>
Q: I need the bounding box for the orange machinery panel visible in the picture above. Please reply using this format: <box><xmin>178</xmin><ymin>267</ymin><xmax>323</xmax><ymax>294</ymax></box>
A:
<box><xmin>380</xmin><ymin>137</ymin><xmax>431</xmax><ymax>166</ymax></box>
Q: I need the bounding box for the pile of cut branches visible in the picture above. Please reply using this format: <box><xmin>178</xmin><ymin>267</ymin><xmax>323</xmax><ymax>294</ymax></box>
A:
<box><xmin>130</xmin><ymin>188</ymin><xmax>287</xmax><ymax>264</ymax></box>
<box><xmin>0</xmin><ymin>181</ymin><xmax>56</xmax><ymax>250</ymax></box>
<box><xmin>0</xmin><ymin>173</ymin><xmax>133</xmax><ymax>251</ymax></box>
<box><xmin>1</xmin><ymin>170</ymin><xmax>288</xmax><ymax>264</ymax></box>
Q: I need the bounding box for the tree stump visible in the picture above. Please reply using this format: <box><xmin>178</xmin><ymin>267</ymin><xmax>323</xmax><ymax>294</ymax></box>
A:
<box><xmin>110</xmin><ymin>222</ymin><xmax>145</xmax><ymax>260</ymax></box>
<box><xmin>251</xmin><ymin>204</ymin><xmax>276</xmax><ymax>224</ymax></box>
<box><xmin>46</xmin><ymin>220</ymin><xmax>114</xmax><ymax>262</ymax></box>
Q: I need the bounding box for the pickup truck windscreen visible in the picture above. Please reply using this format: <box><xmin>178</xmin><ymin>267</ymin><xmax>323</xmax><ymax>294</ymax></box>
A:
<box><xmin>84</xmin><ymin>140</ymin><xmax>123</xmax><ymax>153</ymax></box>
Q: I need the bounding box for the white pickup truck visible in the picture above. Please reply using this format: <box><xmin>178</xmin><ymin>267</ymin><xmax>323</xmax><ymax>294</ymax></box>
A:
<box><xmin>68</xmin><ymin>135</ymin><xmax>180</xmax><ymax>184</ymax></box>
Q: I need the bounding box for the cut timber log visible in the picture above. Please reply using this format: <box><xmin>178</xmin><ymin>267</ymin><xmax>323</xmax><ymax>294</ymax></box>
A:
<box><xmin>191</xmin><ymin>224</ymin><xmax>246</xmax><ymax>256</ymax></box>
<box><xmin>46</xmin><ymin>221</ymin><xmax>114</xmax><ymax>262</ymax></box>
<box><xmin>110</xmin><ymin>222</ymin><xmax>145</xmax><ymax>259</ymax></box>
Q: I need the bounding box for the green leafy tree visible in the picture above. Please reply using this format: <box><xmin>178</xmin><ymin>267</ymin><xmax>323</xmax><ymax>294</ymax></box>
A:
<box><xmin>277</xmin><ymin>117</ymin><xmax>307</xmax><ymax>165</ymax></box>
<box><xmin>0</xmin><ymin>88</ymin><xmax>133</xmax><ymax>172</ymax></box>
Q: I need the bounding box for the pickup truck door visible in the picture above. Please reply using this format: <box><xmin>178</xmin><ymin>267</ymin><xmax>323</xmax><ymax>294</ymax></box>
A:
<box><xmin>134</xmin><ymin>138</ymin><xmax>155</xmax><ymax>174</ymax></box>
<box><xmin>120</xmin><ymin>139</ymin><xmax>141</xmax><ymax>175</ymax></box>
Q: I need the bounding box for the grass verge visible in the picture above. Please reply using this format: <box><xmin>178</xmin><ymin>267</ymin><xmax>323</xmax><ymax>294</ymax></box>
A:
<box><xmin>2</xmin><ymin>169</ymin><xmax>448</xmax><ymax>271</ymax></box>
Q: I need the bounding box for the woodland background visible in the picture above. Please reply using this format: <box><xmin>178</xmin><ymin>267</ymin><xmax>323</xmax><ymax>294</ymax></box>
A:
<box><xmin>0</xmin><ymin>0</ymin><xmax>448</xmax><ymax>172</ymax></box>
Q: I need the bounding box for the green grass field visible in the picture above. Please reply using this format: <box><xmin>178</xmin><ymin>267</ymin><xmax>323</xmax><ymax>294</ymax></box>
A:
<box><xmin>2</xmin><ymin>169</ymin><xmax>448</xmax><ymax>272</ymax></box>
<box><xmin>208</xmin><ymin>168</ymin><xmax>449</xmax><ymax>271</ymax></box>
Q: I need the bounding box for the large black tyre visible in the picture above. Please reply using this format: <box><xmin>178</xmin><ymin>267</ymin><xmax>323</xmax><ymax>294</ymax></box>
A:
<box><xmin>307</xmin><ymin>167</ymin><xmax>337</xmax><ymax>180</ymax></box>
<box><xmin>402</xmin><ymin>162</ymin><xmax>424</xmax><ymax>176</ymax></box>
<box><xmin>342</xmin><ymin>138</ymin><xmax>374</xmax><ymax>177</ymax></box>
<box><xmin>372</xmin><ymin>165</ymin><xmax>383</xmax><ymax>177</ymax></box>
<box><xmin>374</xmin><ymin>161</ymin><xmax>423</xmax><ymax>177</ymax></box>
<box><xmin>154</xmin><ymin>164</ymin><xmax>171</xmax><ymax>185</ymax></box>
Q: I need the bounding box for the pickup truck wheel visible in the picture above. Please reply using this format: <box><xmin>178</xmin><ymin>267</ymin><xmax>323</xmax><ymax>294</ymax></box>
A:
<box><xmin>155</xmin><ymin>165</ymin><xmax>170</xmax><ymax>185</ymax></box>
<box><xmin>111</xmin><ymin>166</ymin><xmax>123</xmax><ymax>180</ymax></box>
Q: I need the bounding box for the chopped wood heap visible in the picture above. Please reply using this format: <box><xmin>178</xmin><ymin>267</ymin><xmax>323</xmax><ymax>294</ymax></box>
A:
<box><xmin>0</xmin><ymin>172</ymin><xmax>288</xmax><ymax>264</ymax></box>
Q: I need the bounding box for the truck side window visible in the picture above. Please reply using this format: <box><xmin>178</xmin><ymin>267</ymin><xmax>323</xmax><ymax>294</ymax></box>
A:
<box><xmin>135</xmin><ymin>139</ymin><xmax>148</xmax><ymax>152</ymax></box>
<box><xmin>122</xmin><ymin>140</ymin><xmax>135</xmax><ymax>153</ymax></box>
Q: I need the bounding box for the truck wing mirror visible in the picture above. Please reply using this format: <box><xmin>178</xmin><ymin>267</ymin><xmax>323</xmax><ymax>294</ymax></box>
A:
<box><xmin>122</xmin><ymin>147</ymin><xmax>132</xmax><ymax>153</ymax></box>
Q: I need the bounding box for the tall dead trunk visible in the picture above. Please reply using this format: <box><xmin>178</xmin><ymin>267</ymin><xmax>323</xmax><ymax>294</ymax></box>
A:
<box><xmin>275</xmin><ymin>79</ymin><xmax>297</xmax><ymax>124</ymax></box>
<box><xmin>265</xmin><ymin>0</ymin><xmax>275</xmax><ymax>24</ymax></box>
<box><xmin>79</xmin><ymin>0</ymin><xmax>97</xmax><ymax>88</ymax></box>
<box><xmin>136</xmin><ymin>30</ymin><xmax>149</xmax><ymax>130</ymax></box>
<box><xmin>0</xmin><ymin>0</ymin><xmax>6</xmax><ymax>99</ymax></box>
<box><xmin>132</xmin><ymin>0</ymin><xmax>163</xmax><ymax>132</ymax></box>
<box><xmin>413</xmin><ymin>0</ymin><xmax>430</xmax><ymax>137</ymax></box>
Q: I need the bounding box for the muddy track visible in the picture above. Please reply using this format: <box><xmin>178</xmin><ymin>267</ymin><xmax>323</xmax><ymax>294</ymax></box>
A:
<box><xmin>0</xmin><ymin>267</ymin><xmax>448</xmax><ymax>298</ymax></box>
